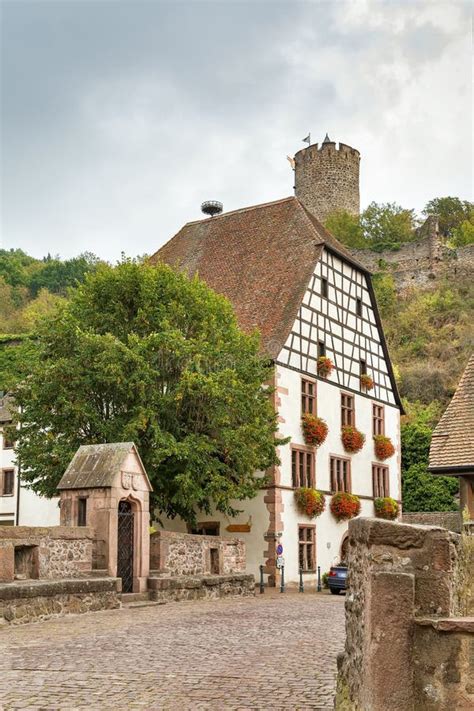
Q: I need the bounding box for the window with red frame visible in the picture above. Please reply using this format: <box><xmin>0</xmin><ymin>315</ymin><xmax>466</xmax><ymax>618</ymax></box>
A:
<box><xmin>301</xmin><ymin>378</ymin><xmax>316</xmax><ymax>415</ymax></box>
<box><xmin>298</xmin><ymin>525</ymin><xmax>316</xmax><ymax>571</ymax></box>
<box><xmin>372</xmin><ymin>404</ymin><xmax>385</xmax><ymax>436</ymax></box>
<box><xmin>291</xmin><ymin>448</ymin><xmax>315</xmax><ymax>488</ymax></box>
<box><xmin>1</xmin><ymin>469</ymin><xmax>14</xmax><ymax>496</ymax></box>
<box><xmin>341</xmin><ymin>393</ymin><xmax>355</xmax><ymax>427</ymax></box>
<box><xmin>330</xmin><ymin>457</ymin><xmax>351</xmax><ymax>493</ymax></box>
<box><xmin>373</xmin><ymin>464</ymin><xmax>390</xmax><ymax>498</ymax></box>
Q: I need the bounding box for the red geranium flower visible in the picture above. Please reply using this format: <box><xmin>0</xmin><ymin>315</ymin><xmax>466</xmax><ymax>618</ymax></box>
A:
<box><xmin>302</xmin><ymin>414</ymin><xmax>328</xmax><ymax>447</ymax></box>
<box><xmin>341</xmin><ymin>425</ymin><xmax>366</xmax><ymax>453</ymax></box>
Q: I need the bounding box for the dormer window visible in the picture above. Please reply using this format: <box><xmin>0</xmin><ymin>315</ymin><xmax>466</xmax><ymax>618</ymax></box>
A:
<box><xmin>321</xmin><ymin>278</ymin><xmax>328</xmax><ymax>299</ymax></box>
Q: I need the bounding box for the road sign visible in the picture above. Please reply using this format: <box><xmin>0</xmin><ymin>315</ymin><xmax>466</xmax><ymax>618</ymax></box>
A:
<box><xmin>276</xmin><ymin>544</ymin><xmax>283</xmax><ymax>555</ymax></box>
<box><xmin>276</xmin><ymin>555</ymin><xmax>285</xmax><ymax>569</ymax></box>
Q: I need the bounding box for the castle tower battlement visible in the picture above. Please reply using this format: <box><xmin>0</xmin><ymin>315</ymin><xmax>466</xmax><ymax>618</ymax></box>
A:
<box><xmin>294</xmin><ymin>137</ymin><xmax>360</xmax><ymax>224</ymax></box>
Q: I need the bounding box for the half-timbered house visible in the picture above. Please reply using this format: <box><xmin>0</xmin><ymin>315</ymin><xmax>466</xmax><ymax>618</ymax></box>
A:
<box><xmin>151</xmin><ymin>139</ymin><xmax>403</xmax><ymax>585</ymax></box>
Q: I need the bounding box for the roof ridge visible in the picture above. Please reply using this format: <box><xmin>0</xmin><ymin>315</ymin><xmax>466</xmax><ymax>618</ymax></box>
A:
<box><xmin>182</xmin><ymin>196</ymin><xmax>296</xmax><ymax>227</ymax></box>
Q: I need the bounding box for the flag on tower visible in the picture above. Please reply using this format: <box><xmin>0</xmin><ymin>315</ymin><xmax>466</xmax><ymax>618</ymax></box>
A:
<box><xmin>302</xmin><ymin>133</ymin><xmax>311</xmax><ymax>145</ymax></box>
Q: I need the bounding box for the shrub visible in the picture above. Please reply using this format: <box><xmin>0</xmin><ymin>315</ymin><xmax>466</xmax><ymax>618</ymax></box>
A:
<box><xmin>330</xmin><ymin>492</ymin><xmax>361</xmax><ymax>521</ymax></box>
<box><xmin>374</xmin><ymin>497</ymin><xmax>399</xmax><ymax>520</ymax></box>
<box><xmin>374</xmin><ymin>435</ymin><xmax>395</xmax><ymax>460</ymax></box>
<box><xmin>322</xmin><ymin>572</ymin><xmax>329</xmax><ymax>589</ymax></box>
<box><xmin>302</xmin><ymin>413</ymin><xmax>328</xmax><ymax>447</ymax></box>
<box><xmin>294</xmin><ymin>487</ymin><xmax>326</xmax><ymax>519</ymax></box>
<box><xmin>341</xmin><ymin>425</ymin><xmax>366</xmax><ymax>453</ymax></box>
<box><xmin>360</xmin><ymin>373</ymin><xmax>374</xmax><ymax>390</ymax></box>
<box><xmin>317</xmin><ymin>356</ymin><xmax>334</xmax><ymax>378</ymax></box>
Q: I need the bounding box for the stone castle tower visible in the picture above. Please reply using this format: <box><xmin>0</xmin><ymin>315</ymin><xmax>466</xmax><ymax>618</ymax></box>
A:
<box><xmin>294</xmin><ymin>134</ymin><xmax>360</xmax><ymax>224</ymax></box>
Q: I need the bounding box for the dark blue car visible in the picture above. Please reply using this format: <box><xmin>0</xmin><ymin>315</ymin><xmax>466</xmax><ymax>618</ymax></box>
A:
<box><xmin>328</xmin><ymin>564</ymin><xmax>347</xmax><ymax>594</ymax></box>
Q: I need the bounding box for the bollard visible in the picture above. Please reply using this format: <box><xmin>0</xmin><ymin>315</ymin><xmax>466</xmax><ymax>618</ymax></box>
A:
<box><xmin>280</xmin><ymin>565</ymin><xmax>285</xmax><ymax>593</ymax></box>
<box><xmin>299</xmin><ymin>568</ymin><xmax>304</xmax><ymax>593</ymax></box>
<box><xmin>259</xmin><ymin>564</ymin><xmax>265</xmax><ymax>594</ymax></box>
<box><xmin>317</xmin><ymin>565</ymin><xmax>322</xmax><ymax>592</ymax></box>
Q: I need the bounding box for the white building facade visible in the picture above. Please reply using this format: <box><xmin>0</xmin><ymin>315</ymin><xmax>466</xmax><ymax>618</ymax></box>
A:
<box><xmin>0</xmin><ymin>399</ymin><xmax>60</xmax><ymax>527</ymax></box>
<box><xmin>153</xmin><ymin>138</ymin><xmax>403</xmax><ymax>586</ymax></box>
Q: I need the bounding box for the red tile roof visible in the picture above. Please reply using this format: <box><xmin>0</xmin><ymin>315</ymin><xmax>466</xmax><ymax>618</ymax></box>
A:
<box><xmin>150</xmin><ymin>197</ymin><xmax>367</xmax><ymax>359</ymax></box>
<box><xmin>429</xmin><ymin>354</ymin><xmax>474</xmax><ymax>472</ymax></box>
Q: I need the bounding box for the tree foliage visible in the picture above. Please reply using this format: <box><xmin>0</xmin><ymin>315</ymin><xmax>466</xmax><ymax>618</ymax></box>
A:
<box><xmin>400</xmin><ymin>402</ymin><xmax>458</xmax><ymax>513</ymax></box>
<box><xmin>423</xmin><ymin>196</ymin><xmax>474</xmax><ymax>240</ymax></box>
<box><xmin>324</xmin><ymin>202</ymin><xmax>416</xmax><ymax>251</ymax></box>
<box><xmin>12</xmin><ymin>261</ymin><xmax>282</xmax><ymax>522</ymax></box>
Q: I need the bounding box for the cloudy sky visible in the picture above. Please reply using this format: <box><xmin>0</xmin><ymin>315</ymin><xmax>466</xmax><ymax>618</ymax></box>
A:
<box><xmin>1</xmin><ymin>0</ymin><xmax>472</xmax><ymax>261</ymax></box>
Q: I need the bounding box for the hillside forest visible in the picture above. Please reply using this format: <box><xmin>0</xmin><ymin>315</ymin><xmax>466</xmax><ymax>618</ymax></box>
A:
<box><xmin>1</xmin><ymin>197</ymin><xmax>473</xmax><ymax>512</ymax></box>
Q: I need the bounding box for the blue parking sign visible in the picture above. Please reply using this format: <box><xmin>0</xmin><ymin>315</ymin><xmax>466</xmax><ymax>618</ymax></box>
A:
<box><xmin>276</xmin><ymin>544</ymin><xmax>283</xmax><ymax>555</ymax></box>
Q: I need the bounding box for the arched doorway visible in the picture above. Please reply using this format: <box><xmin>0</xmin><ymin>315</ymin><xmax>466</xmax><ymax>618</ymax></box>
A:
<box><xmin>340</xmin><ymin>534</ymin><xmax>349</xmax><ymax>564</ymax></box>
<box><xmin>117</xmin><ymin>500</ymin><xmax>135</xmax><ymax>593</ymax></box>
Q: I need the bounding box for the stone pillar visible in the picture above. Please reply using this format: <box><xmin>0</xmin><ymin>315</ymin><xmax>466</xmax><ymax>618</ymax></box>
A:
<box><xmin>336</xmin><ymin>518</ymin><xmax>463</xmax><ymax>711</ymax></box>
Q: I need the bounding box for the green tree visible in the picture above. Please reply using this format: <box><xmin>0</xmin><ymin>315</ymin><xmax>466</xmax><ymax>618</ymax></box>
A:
<box><xmin>400</xmin><ymin>403</ymin><xmax>458</xmax><ymax>512</ymax></box>
<box><xmin>12</xmin><ymin>261</ymin><xmax>282</xmax><ymax>522</ymax></box>
<box><xmin>361</xmin><ymin>202</ymin><xmax>416</xmax><ymax>251</ymax></box>
<box><xmin>423</xmin><ymin>196</ymin><xmax>474</xmax><ymax>238</ymax></box>
<box><xmin>402</xmin><ymin>462</ymin><xmax>458</xmax><ymax>512</ymax></box>
<box><xmin>324</xmin><ymin>210</ymin><xmax>366</xmax><ymax>248</ymax></box>
<box><xmin>451</xmin><ymin>219</ymin><xmax>474</xmax><ymax>247</ymax></box>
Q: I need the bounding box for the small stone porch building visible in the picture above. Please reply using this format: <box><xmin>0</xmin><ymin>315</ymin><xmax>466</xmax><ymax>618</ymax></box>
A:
<box><xmin>57</xmin><ymin>442</ymin><xmax>152</xmax><ymax>592</ymax></box>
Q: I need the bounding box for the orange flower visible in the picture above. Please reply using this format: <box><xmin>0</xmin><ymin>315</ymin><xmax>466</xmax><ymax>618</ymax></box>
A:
<box><xmin>317</xmin><ymin>356</ymin><xmax>334</xmax><ymax>378</ymax></box>
<box><xmin>330</xmin><ymin>492</ymin><xmax>361</xmax><ymax>521</ymax></box>
<box><xmin>341</xmin><ymin>426</ymin><xmax>366</xmax><ymax>453</ymax></box>
<box><xmin>294</xmin><ymin>488</ymin><xmax>326</xmax><ymax>519</ymax></box>
<box><xmin>374</xmin><ymin>497</ymin><xmax>398</xmax><ymax>520</ymax></box>
<box><xmin>302</xmin><ymin>414</ymin><xmax>328</xmax><ymax>447</ymax></box>
<box><xmin>374</xmin><ymin>435</ymin><xmax>395</xmax><ymax>460</ymax></box>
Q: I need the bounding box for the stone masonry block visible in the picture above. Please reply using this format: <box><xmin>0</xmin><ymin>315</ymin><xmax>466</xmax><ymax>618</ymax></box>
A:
<box><xmin>0</xmin><ymin>542</ymin><xmax>14</xmax><ymax>583</ymax></box>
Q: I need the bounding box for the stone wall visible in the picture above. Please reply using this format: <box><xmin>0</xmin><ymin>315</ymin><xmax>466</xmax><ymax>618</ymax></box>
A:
<box><xmin>148</xmin><ymin>573</ymin><xmax>254</xmax><ymax>603</ymax></box>
<box><xmin>150</xmin><ymin>530</ymin><xmax>246</xmax><ymax>576</ymax></box>
<box><xmin>335</xmin><ymin>518</ymin><xmax>474</xmax><ymax>710</ymax></box>
<box><xmin>349</xmin><ymin>218</ymin><xmax>474</xmax><ymax>291</ymax></box>
<box><xmin>402</xmin><ymin>511</ymin><xmax>462</xmax><ymax>533</ymax></box>
<box><xmin>0</xmin><ymin>526</ymin><xmax>94</xmax><ymax>582</ymax></box>
<box><xmin>294</xmin><ymin>141</ymin><xmax>360</xmax><ymax>223</ymax></box>
<box><xmin>0</xmin><ymin>577</ymin><xmax>120</xmax><ymax>626</ymax></box>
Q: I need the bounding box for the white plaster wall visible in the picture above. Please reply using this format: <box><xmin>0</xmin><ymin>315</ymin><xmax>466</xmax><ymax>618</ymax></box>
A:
<box><xmin>1</xmin><ymin>430</ymin><xmax>60</xmax><ymax>526</ymax></box>
<box><xmin>276</xmin><ymin>362</ymin><xmax>400</xmax><ymax>584</ymax></box>
<box><xmin>17</xmin><ymin>487</ymin><xmax>60</xmax><ymax>526</ymax></box>
<box><xmin>156</xmin><ymin>489</ymin><xmax>269</xmax><ymax>581</ymax></box>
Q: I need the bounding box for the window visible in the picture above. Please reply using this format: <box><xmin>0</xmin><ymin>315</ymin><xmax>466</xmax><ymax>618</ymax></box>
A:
<box><xmin>373</xmin><ymin>465</ymin><xmax>390</xmax><ymax>498</ymax></box>
<box><xmin>298</xmin><ymin>526</ymin><xmax>316</xmax><ymax>571</ymax></box>
<box><xmin>373</xmin><ymin>404</ymin><xmax>385</xmax><ymax>436</ymax></box>
<box><xmin>2</xmin><ymin>426</ymin><xmax>15</xmax><ymax>449</ymax></box>
<box><xmin>318</xmin><ymin>340</ymin><xmax>326</xmax><ymax>358</ymax></box>
<box><xmin>330</xmin><ymin>457</ymin><xmax>351</xmax><ymax>493</ymax></box>
<box><xmin>356</xmin><ymin>297</ymin><xmax>363</xmax><ymax>317</ymax></box>
<box><xmin>301</xmin><ymin>378</ymin><xmax>316</xmax><ymax>415</ymax></box>
<box><xmin>77</xmin><ymin>498</ymin><xmax>87</xmax><ymax>526</ymax></box>
<box><xmin>341</xmin><ymin>393</ymin><xmax>355</xmax><ymax>427</ymax></box>
<box><xmin>291</xmin><ymin>447</ymin><xmax>315</xmax><ymax>488</ymax></box>
<box><xmin>1</xmin><ymin>469</ymin><xmax>14</xmax><ymax>496</ymax></box>
<box><xmin>321</xmin><ymin>277</ymin><xmax>328</xmax><ymax>299</ymax></box>
<box><xmin>191</xmin><ymin>521</ymin><xmax>220</xmax><ymax>536</ymax></box>
<box><xmin>360</xmin><ymin>359</ymin><xmax>367</xmax><ymax>376</ymax></box>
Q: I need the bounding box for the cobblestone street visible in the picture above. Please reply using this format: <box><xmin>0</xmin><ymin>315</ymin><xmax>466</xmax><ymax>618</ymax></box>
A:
<box><xmin>0</xmin><ymin>591</ymin><xmax>345</xmax><ymax>710</ymax></box>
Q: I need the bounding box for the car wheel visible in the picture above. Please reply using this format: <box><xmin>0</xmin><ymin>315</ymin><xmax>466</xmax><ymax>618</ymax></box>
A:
<box><xmin>330</xmin><ymin>588</ymin><xmax>341</xmax><ymax>595</ymax></box>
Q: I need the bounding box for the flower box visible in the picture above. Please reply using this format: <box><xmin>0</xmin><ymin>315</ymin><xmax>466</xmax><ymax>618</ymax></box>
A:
<box><xmin>302</xmin><ymin>414</ymin><xmax>328</xmax><ymax>447</ymax></box>
<box><xmin>374</xmin><ymin>497</ymin><xmax>398</xmax><ymax>520</ymax></box>
<box><xmin>294</xmin><ymin>487</ymin><xmax>326</xmax><ymax>519</ymax></box>
<box><xmin>360</xmin><ymin>373</ymin><xmax>374</xmax><ymax>390</ymax></box>
<box><xmin>317</xmin><ymin>356</ymin><xmax>334</xmax><ymax>378</ymax></box>
<box><xmin>374</xmin><ymin>435</ymin><xmax>395</xmax><ymax>460</ymax></box>
<box><xmin>330</xmin><ymin>492</ymin><xmax>361</xmax><ymax>521</ymax></box>
<box><xmin>341</xmin><ymin>425</ymin><xmax>366</xmax><ymax>453</ymax></box>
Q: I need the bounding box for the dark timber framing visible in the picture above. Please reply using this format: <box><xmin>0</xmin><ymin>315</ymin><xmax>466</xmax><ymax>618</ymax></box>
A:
<box><xmin>277</xmin><ymin>246</ymin><xmax>404</xmax><ymax>412</ymax></box>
